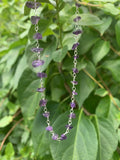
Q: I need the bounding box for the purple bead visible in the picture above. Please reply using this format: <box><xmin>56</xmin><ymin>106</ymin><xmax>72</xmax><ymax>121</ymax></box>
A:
<box><xmin>31</xmin><ymin>16</ymin><xmax>40</xmax><ymax>24</ymax></box>
<box><xmin>37</xmin><ymin>88</ymin><xmax>45</xmax><ymax>92</ymax></box>
<box><xmin>70</xmin><ymin>102</ymin><xmax>76</xmax><ymax>108</ymax></box>
<box><xmin>73</xmin><ymin>29</ymin><xmax>82</xmax><ymax>35</ymax></box>
<box><xmin>74</xmin><ymin>55</ymin><xmax>79</xmax><ymax>59</ymax></box>
<box><xmin>26</xmin><ymin>1</ymin><xmax>41</xmax><ymax>9</ymax></box>
<box><xmin>31</xmin><ymin>48</ymin><xmax>43</xmax><ymax>53</ymax></box>
<box><xmin>73</xmin><ymin>68</ymin><xmax>79</xmax><ymax>73</ymax></box>
<box><xmin>52</xmin><ymin>134</ymin><xmax>58</xmax><ymax>140</ymax></box>
<box><xmin>72</xmin><ymin>42</ymin><xmax>79</xmax><ymax>50</ymax></box>
<box><xmin>72</xmin><ymin>91</ymin><xmax>78</xmax><ymax>95</ymax></box>
<box><xmin>75</xmin><ymin>2</ymin><xmax>81</xmax><ymax>7</ymax></box>
<box><xmin>71</xmin><ymin>81</ymin><xmax>78</xmax><ymax>85</ymax></box>
<box><xmin>34</xmin><ymin>33</ymin><xmax>42</xmax><ymax>39</ymax></box>
<box><xmin>32</xmin><ymin>60</ymin><xmax>44</xmax><ymax>67</ymax></box>
<box><xmin>46</xmin><ymin>126</ymin><xmax>53</xmax><ymax>131</ymax></box>
<box><xmin>65</xmin><ymin>124</ymin><xmax>73</xmax><ymax>130</ymax></box>
<box><xmin>43</xmin><ymin>112</ymin><xmax>50</xmax><ymax>118</ymax></box>
<box><xmin>61</xmin><ymin>134</ymin><xmax>67</xmax><ymax>140</ymax></box>
<box><xmin>74</xmin><ymin>16</ymin><xmax>81</xmax><ymax>22</ymax></box>
<box><xmin>39</xmin><ymin>99</ymin><xmax>47</xmax><ymax>107</ymax></box>
<box><xmin>37</xmin><ymin>72</ymin><xmax>47</xmax><ymax>78</ymax></box>
<box><xmin>69</xmin><ymin>113</ymin><xmax>76</xmax><ymax>119</ymax></box>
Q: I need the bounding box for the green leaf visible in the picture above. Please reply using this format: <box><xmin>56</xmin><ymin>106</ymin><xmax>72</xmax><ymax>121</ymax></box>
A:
<box><xmin>93</xmin><ymin>116</ymin><xmax>118</xmax><ymax>160</ymax></box>
<box><xmin>73</xmin><ymin>14</ymin><xmax>103</xmax><ymax>26</ymax></box>
<box><xmin>115</xmin><ymin>20</ymin><xmax>120</xmax><ymax>47</ymax></box>
<box><xmin>103</xmin><ymin>3</ymin><xmax>120</xmax><ymax>15</ymax></box>
<box><xmin>118</xmin><ymin>129</ymin><xmax>120</xmax><ymax>142</ymax></box>
<box><xmin>7</xmin><ymin>102</ymin><xmax>19</xmax><ymax>115</ymax></box>
<box><xmin>0</xmin><ymin>89</ymin><xmax>8</xmax><ymax>98</ymax></box>
<box><xmin>21</xmin><ymin>131</ymin><xmax>30</xmax><ymax>144</ymax></box>
<box><xmin>92</xmin><ymin>40</ymin><xmax>110</xmax><ymax>65</ymax></box>
<box><xmin>110</xmin><ymin>151</ymin><xmax>120</xmax><ymax>160</ymax></box>
<box><xmin>5</xmin><ymin>48</ymin><xmax>20</xmax><ymax>71</ymax></box>
<box><xmin>94</xmin><ymin>17</ymin><xmax>112</xmax><ymax>36</ymax></box>
<box><xmin>0</xmin><ymin>47</ymin><xmax>20</xmax><ymax>72</ymax></box>
<box><xmin>96</xmin><ymin>96</ymin><xmax>120</xmax><ymax>130</ymax></box>
<box><xmin>78</xmin><ymin>29</ymin><xmax>99</xmax><ymax>55</ymax></box>
<box><xmin>76</xmin><ymin>61</ymin><xmax>96</xmax><ymax>108</ymax></box>
<box><xmin>5</xmin><ymin>143</ymin><xmax>15</xmax><ymax>159</ymax></box>
<box><xmin>32</xmin><ymin>101</ymin><xmax>59</xmax><ymax>157</ymax></box>
<box><xmin>109</xmin><ymin>98</ymin><xmax>120</xmax><ymax>129</ymax></box>
<box><xmin>10</xmin><ymin>54</ymin><xmax>28</xmax><ymax>90</ymax></box>
<box><xmin>43</xmin><ymin>28</ymin><xmax>55</xmax><ymax>37</ymax></box>
<box><xmin>51</xmin><ymin>74</ymin><xmax>67</xmax><ymax>102</ymax></box>
<box><xmin>24</xmin><ymin>6</ymin><xmax>30</xmax><ymax>16</ymax></box>
<box><xmin>0</xmin><ymin>116</ymin><xmax>13</xmax><ymax>128</ymax></box>
<box><xmin>63</xmin><ymin>22</ymin><xmax>74</xmax><ymax>32</ymax></box>
<box><xmin>52</xmin><ymin>46</ymin><xmax>68</xmax><ymax>62</ymax></box>
<box><xmin>62</xmin><ymin>58</ymin><xmax>87</xmax><ymax>72</ymax></box>
<box><xmin>18</xmin><ymin>68</ymin><xmax>41</xmax><ymax>118</ymax></box>
<box><xmin>96</xmin><ymin>96</ymin><xmax>110</xmax><ymax>117</ymax></box>
<box><xmin>102</xmin><ymin>60</ymin><xmax>120</xmax><ymax>82</ymax></box>
<box><xmin>94</xmin><ymin>88</ymin><xmax>108</xmax><ymax>97</ymax></box>
<box><xmin>62</xmin><ymin>32</ymin><xmax>76</xmax><ymax>50</ymax></box>
<box><xmin>39</xmin><ymin>39</ymin><xmax>57</xmax><ymax>72</ymax></box>
<box><xmin>50</xmin><ymin>109</ymin><xmax>98</xmax><ymax>160</ymax></box>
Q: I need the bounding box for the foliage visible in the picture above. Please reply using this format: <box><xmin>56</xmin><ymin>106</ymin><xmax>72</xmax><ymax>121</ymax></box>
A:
<box><xmin>0</xmin><ymin>0</ymin><xmax>120</xmax><ymax>160</ymax></box>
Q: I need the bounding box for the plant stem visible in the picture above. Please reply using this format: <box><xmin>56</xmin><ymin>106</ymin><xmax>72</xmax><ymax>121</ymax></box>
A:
<box><xmin>75</xmin><ymin>0</ymin><xmax>102</xmax><ymax>7</ymax></box>
<box><xmin>96</xmin><ymin>71</ymin><xmax>120</xmax><ymax>111</ymax></box>
<box><xmin>0</xmin><ymin>118</ymin><xmax>23</xmax><ymax>151</ymax></box>
<box><xmin>83</xmin><ymin>69</ymin><xmax>104</xmax><ymax>89</ymax></box>
<box><xmin>56</xmin><ymin>0</ymin><xmax>63</xmax><ymax>48</ymax></box>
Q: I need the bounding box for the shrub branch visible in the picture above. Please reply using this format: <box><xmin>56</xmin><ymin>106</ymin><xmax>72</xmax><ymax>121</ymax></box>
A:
<box><xmin>0</xmin><ymin>118</ymin><xmax>23</xmax><ymax>151</ymax></box>
<box><xmin>75</xmin><ymin>0</ymin><xmax>102</xmax><ymax>7</ymax></box>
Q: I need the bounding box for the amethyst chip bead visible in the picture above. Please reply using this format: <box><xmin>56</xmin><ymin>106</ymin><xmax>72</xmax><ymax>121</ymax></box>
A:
<box><xmin>26</xmin><ymin>1</ymin><xmax>41</xmax><ymax>9</ymax></box>
<box><xmin>61</xmin><ymin>134</ymin><xmax>67</xmax><ymax>140</ymax></box>
<box><xmin>39</xmin><ymin>99</ymin><xmax>47</xmax><ymax>107</ymax></box>
<box><xmin>34</xmin><ymin>33</ymin><xmax>42</xmax><ymax>39</ymax></box>
<box><xmin>73</xmin><ymin>68</ymin><xmax>79</xmax><ymax>73</ymax></box>
<box><xmin>74</xmin><ymin>16</ymin><xmax>81</xmax><ymax>22</ymax></box>
<box><xmin>69</xmin><ymin>113</ymin><xmax>76</xmax><ymax>119</ymax></box>
<box><xmin>70</xmin><ymin>102</ymin><xmax>76</xmax><ymax>108</ymax></box>
<box><xmin>46</xmin><ymin>126</ymin><xmax>53</xmax><ymax>131</ymax></box>
<box><xmin>65</xmin><ymin>124</ymin><xmax>73</xmax><ymax>130</ymax></box>
<box><xmin>72</xmin><ymin>91</ymin><xmax>78</xmax><ymax>95</ymax></box>
<box><xmin>72</xmin><ymin>42</ymin><xmax>79</xmax><ymax>50</ymax></box>
<box><xmin>52</xmin><ymin>134</ymin><xmax>58</xmax><ymax>140</ymax></box>
<box><xmin>75</xmin><ymin>2</ymin><xmax>81</xmax><ymax>8</ymax></box>
<box><xmin>71</xmin><ymin>81</ymin><xmax>78</xmax><ymax>85</ymax></box>
<box><xmin>73</xmin><ymin>29</ymin><xmax>82</xmax><ymax>35</ymax></box>
<box><xmin>31</xmin><ymin>16</ymin><xmax>40</xmax><ymax>25</ymax></box>
<box><xmin>43</xmin><ymin>112</ymin><xmax>50</xmax><ymax>118</ymax></box>
<box><xmin>31</xmin><ymin>47</ymin><xmax>43</xmax><ymax>53</ymax></box>
<box><xmin>37</xmin><ymin>72</ymin><xmax>47</xmax><ymax>78</ymax></box>
<box><xmin>37</xmin><ymin>88</ymin><xmax>45</xmax><ymax>92</ymax></box>
<box><xmin>32</xmin><ymin>60</ymin><xmax>44</xmax><ymax>67</ymax></box>
<box><xmin>74</xmin><ymin>55</ymin><xmax>79</xmax><ymax>60</ymax></box>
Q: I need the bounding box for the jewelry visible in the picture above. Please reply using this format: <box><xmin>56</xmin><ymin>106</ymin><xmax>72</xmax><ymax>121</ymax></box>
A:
<box><xmin>26</xmin><ymin>1</ymin><xmax>82</xmax><ymax>141</ymax></box>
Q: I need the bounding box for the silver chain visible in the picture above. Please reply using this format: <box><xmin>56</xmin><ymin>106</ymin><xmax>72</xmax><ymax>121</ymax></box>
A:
<box><xmin>33</xmin><ymin>2</ymin><xmax>80</xmax><ymax>141</ymax></box>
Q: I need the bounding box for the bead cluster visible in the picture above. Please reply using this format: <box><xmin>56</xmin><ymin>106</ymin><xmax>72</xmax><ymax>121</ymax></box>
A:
<box><xmin>26</xmin><ymin>1</ymin><xmax>82</xmax><ymax>141</ymax></box>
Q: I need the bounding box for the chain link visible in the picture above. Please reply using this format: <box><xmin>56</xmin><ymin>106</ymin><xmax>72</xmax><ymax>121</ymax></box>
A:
<box><xmin>64</xmin><ymin>4</ymin><xmax>80</xmax><ymax>136</ymax></box>
<box><xmin>34</xmin><ymin>0</ymin><xmax>40</xmax><ymax>52</ymax></box>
